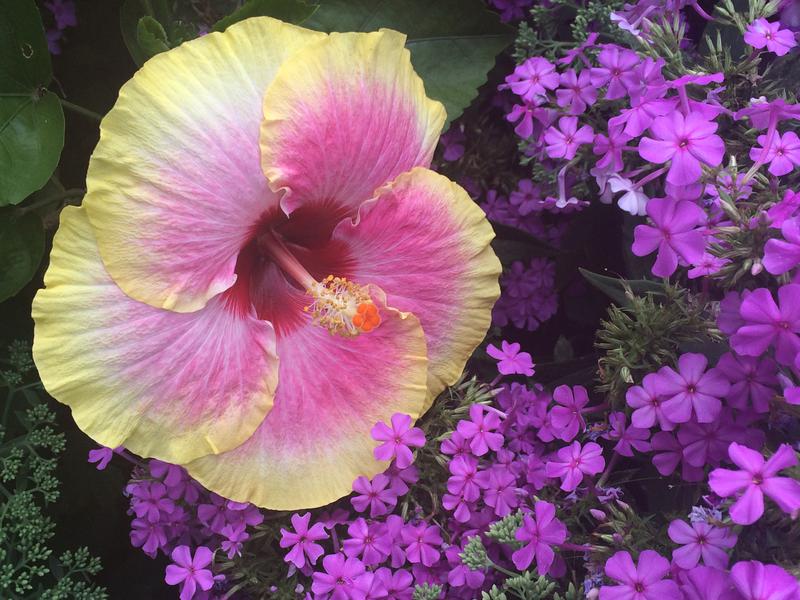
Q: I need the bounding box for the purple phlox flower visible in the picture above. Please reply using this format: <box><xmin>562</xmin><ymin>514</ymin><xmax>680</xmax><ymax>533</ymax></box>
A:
<box><xmin>651</xmin><ymin>352</ymin><xmax>730</xmax><ymax>424</ymax></box>
<box><xmin>440</xmin><ymin>429</ymin><xmax>471</xmax><ymax>458</ymax></box>
<box><xmin>610</xmin><ymin>2</ymin><xmax>659</xmax><ymax>37</ymax></box>
<box><xmin>440</xmin><ymin>126</ymin><xmax>465</xmax><ymax>162</ymax></box>
<box><xmin>608</xmin><ymin>175</ymin><xmax>649</xmax><ymax>216</ymax></box>
<box><xmin>678</xmin><ymin>410</ymin><xmax>748</xmax><ymax>469</ymax></box>
<box><xmin>165</xmin><ymin>546</ymin><xmax>215</xmax><ymax>600</ymax></box>
<box><xmin>371</xmin><ymin>413</ymin><xmax>425</xmax><ymax>469</ymax></box>
<box><xmin>130</xmin><ymin>518</ymin><xmax>167</xmax><ymax>557</ymax></box>
<box><xmin>442</xmin><ymin>489</ymin><xmax>472</xmax><ymax>523</ymax></box>
<box><xmin>457</xmin><ymin>404</ymin><xmax>504</xmax><ymax>456</ymax></box>
<box><xmin>593</xmin><ymin>127</ymin><xmax>632</xmax><ymax>172</ymax></box>
<box><xmin>626</xmin><ymin>372</ymin><xmax>676</xmax><ymax>430</ymax></box>
<box><xmin>504</xmin><ymin>57</ymin><xmax>559</xmax><ymax>102</ymax></box>
<box><xmin>709</xmin><ymin>442</ymin><xmax>800</xmax><ymax>525</ymax></box>
<box><xmin>446</xmin><ymin>544</ymin><xmax>486</xmax><ymax>589</ymax></box>
<box><xmin>87</xmin><ymin>445</ymin><xmax>121</xmax><ymax>470</ymax></box>
<box><xmin>549</xmin><ymin>384</ymin><xmax>590</xmax><ymax>442</ymax></box>
<box><xmin>375</xmin><ymin>567</ymin><xmax>413</xmax><ymax>600</ymax></box>
<box><xmin>764</xmin><ymin>217</ymin><xmax>800</xmax><ymax>275</ymax></box>
<box><xmin>688</xmin><ymin>252</ymin><xmax>729</xmax><ymax>278</ymax></box>
<box><xmin>526</xmin><ymin>453</ymin><xmax>549</xmax><ymax>490</ymax></box>
<box><xmin>280</xmin><ymin>512</ymin><xmax>328</xmax><ymax>569</ymax></box>
<box><xmin>651</xmin><ymin>431</ymin><xmax>705</xmax><ymax>482</ymax></box>
<box><xmin>731</xmin><ymin>560</ymin><xmax>800</xmax><ymax>600</ymax></box>
<box><xmin>749</xmin><ymin>130</ymin><xmax>800</xmax><ymax>176</ymax></box>
<box><xmin>343</xmin><ymin>518</ymin><xmax>391</xmax><ymax>566</ymax></box>
<box><xmin>591</xmin><ymin>45</ymin><xmax>641</xmax><ymax>99</ymax></box>
<box><xmin>487</xmin><ymin>340</ymin><xmax>535</xmax><ymax>376</ymax></box>
<box><xmin>447</xmin><ymin>455</ymin><xmax>481</xmax><ymax>502</ymax></box>
<box><xmin>599</xmin><ymin>550</ymin><xmax>680</xmax><ymax>600</ymax></box>
<box><xmin>225</xmin><ymin>500</ymin><xmax>264</xmax><ymax>528</ymax></box>
<box><xmin>744</xmin><ymin>18</ymin><xmax>797</xmax><ymax>56</ymax></box>
<box><xmin>556</xmin><ymin>69</ymin><xmax>597</xmax><ymax>115</ymax></box>
<box><xmin>506</xmin><ymin>103</ymin><xmax>536</xmax><ymax>139</ymax></box>
<box><xmin>544</xmin><ymin>116</ymin><xmax>594</xmax><ymax>160</ymax></box>
<box><xmin>489</xmin><ymin>0</ymin><xmax>534</xmax><ymax>22</ymax></box>
<box><xmin>383</xmin><ymin>515</ymin><xmax>407</xmax><ymax>569</ymax></box>
<box><xmin>311</xmin><ymin>554</ymin><xmax>368</xmax><ymax>600</ymax></box>
<box><xmin>639</xmin><ymin>111</ymin><xmax>725</xmax><ymax>185</ymax></box>
<box><xmin>558</xmin><ymin>31</ymin><xmax>599</xmax><ymax>66</ymax></box>
<box><xmin>736</xmin><ymin>97</ymin><xmax>800</xmax><ymax>129</ymax></box>
<box><xmin>44</xmin><ymin>0</ymin><xmax>77</xmax><ymax>29</ymax></box>
<box><xmin>220</xmin><ymin>523</ymin><xmax>248</xmax><ymax>560</ymax></box>
<box><xmin>149</xmin><ymin>460</ymin><xmax>198</xmax><ymax>502</ymax></box>
<box><xmin>603</xmin><ymin>412</ymin><xmax>651</xmax><ymax>457</ymax></box>
<box><xmin>197</xmin><ymin>494</ymin><xmax>231</xmax><ymax>534</ymax></box>
<box><xmin>716</xmin><ymin>352</ymin><xmax>778</xmax><ymax>413</ymax></box>
<box><xmin>351</xmin><ymin>473</ymin><xmax>397</xmax><ymax>517</ymax></box>
<box><xmin>730</xmin><ymin>284</ymin><xmax>800</xmax><ymax>365</ymax></box>
<box><xmin>767</xmin><ymin>189</ymin><xmax>800</xmax><ymax>228</ymax></box>
<box><xmin>632</xmin><ymin>198</ymin><xmax>706</xmax><ymax>277</ymax></box>
<box><xmin>509</xmin><ymin>179</ymin><xmax>544</xmax><ymax>216</ymax></box>
<box><xmin>669</xmin><ymin>71</ymin><xmax>725</xmax><ymax>90</ymax></box>
<box><xmin>480</xmin><ymin>189</ymin><xmax>513</xmax><ymax>223</ymax></box>
<box><xmin>512</xmin><ymin>500</ymin><xmax>568</xmax><ymax>574</ymax></box>
<box><xmin>668</xmin><ymin>519</ymin><xmax>737</xmax><ymax>569</ymax></box>
<box><xmin>545</xmin><ymin>441</ymin><xmax>605</xmax><ymax>491</ymax></box>
<box><xmin>385</xmin><ymin>462</ymin><xmax>418</xmax><ymax>496</ymax></box>
<box><xmin>400</xmin><ymin>522</ymin><xmax>442</xmax><ymax>567</ymax></box>
<box><xmin>666</xmin><ymin>180</ymin><xmax>705</xmax><ymax>202</ymax></box>
<box><xmin>718</xmin><ymin>291</ymin><xmax>746</xmax><ymax>335</ymax></box>
<box><xmin>475</xmin><ymin>465</ymin><xmax>519</xmax><ymax>517</ymax></box>
<box><xmin>628</xmin><ymin>57</ymin><xmax>668</xmax><ymax>101</ymax></box>
<box><xmin>131</xmin><ymin>481</ymin><xmax>175</xmax><ymax>523</ymax></box>
<box><xmin>678</xmin><ymin>565</ymin><xmax>741</xmax><ymax>600</ymax></box>
<box><xmin>610</xmin><ymin>95</ymin><xmax>676</xmax><ymax>138</ymax></box>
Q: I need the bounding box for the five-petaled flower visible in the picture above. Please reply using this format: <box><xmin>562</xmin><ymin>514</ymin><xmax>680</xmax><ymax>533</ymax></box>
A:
<box><xmin>164</xmin><ymin>545</ymin><xmax>216</xmax><ymax>600</ymax></box>
<box><xmin>544</xmin><ymin>116</ymin><xmax>594</xmax><ymax>160</ymax></box>
<box><xmin>31</xmin><ymin>18</ymin><xmax>500</xmax><ymax>510</ymax></box>
<box><xmin>599</xmin><ymin>550</ymin><xmax>680</xmax><ymax>600</ymax></box>
<box><xmin>744</xmin><ymin>18</ymin><xmax>798</xmax><ymax>56</ymax></box>
<box><xmin>486</xmin><ymin>340</ymin><xmax>535</xmax><ymax>376</ymax></box>
<box><xmin>279</xmin><ymin>512</ymin><xmax>328</xmax><ymax>569</ymax></box>
<box><xmin>667</xmin><ymin>519</ymin><xmax>737</xmax><ymax>569</ymax></box>
<box><xmin>709</xmin><ymin>442</ymin><xmax>800</xmax><ymax>525</ymax></box>
<box><xmin>512</xmin><ymin>500</ymin><xmax>567</xmax><ymax>574</ymax></box>
<box><xmin>545</xmin><ymin>441</ymin><xmax>605</xmax><ymax>491</ymax></box>
<box><xmin>371</xmin><ymin>413</ymin><xmax>426</xmax><ymax>469</ymax></box>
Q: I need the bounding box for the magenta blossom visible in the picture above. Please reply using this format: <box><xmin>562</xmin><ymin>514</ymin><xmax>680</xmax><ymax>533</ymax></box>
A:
<box><xmin>626</xmin><ymin>373</ymin><xmax>675</xmax><ymax>430</ymax></box>
<box><xmin>371</xmin><ymin>413</ymin><xmax>425</xmax><ymax>469</ymax></box>
<box><xmin>512</xmin><ymin>501</ymin><xmax>568</xmax><ymax>574</ymax></box>
<box><xmin>744</xmin><ymin>18</ymin><xmax>797</xmax><ymax>56</ymax></box>
<box><xmin>678</xmin><ymin>566</ymin><xmax>741</xmax><ymax>600</ymax></box>
<box><xmin>544</xmin><ymin>116</ymin><xmax>594</xmax><ymax>160</ymax></box>
<box><xmin>716</xmin><ymin>352</ymin><xmax>777</xmax><ymax>413</ymax></box>
<box><xmin>164</xmin><ymin>546</ymin><xmax>216</xmax><ymax>600</ymax></box>
<box><xmin>638</xmin><ymin>111</ymin><xmax>725</xmax><ymax>185</ymax></box>
<box><xmin>632</xmin><ymin>198</ymin><xmax>706</xmax><ymax>277</ymax></box>
<box><xmin>279</xmin><ymin>512</ymin><xmax>328</xmax><ymax>569</ymax></box>
<box><xmin>730</xmin><ymin>284</ymin><xmax>800</xmax><ymax>365</ymax></box>
<box><xmin>590</xmin><ymin>45</ymin><xmax>640</xmax><ymax>100</ymax></box>
<box><xmin>764</xmin><ymin>217</ymin><xmax>800</xmax><ymax>275</ymax></box>
<box><xmin>351</xmin><ymin>473</ymin><xmax>397</xmax><ymax>517</ymax></box>
<box><xmin>400</xmin><ymin>522</ymin><xmax>442</xmax><ymax>567</ymax></box>
<box><xmin>599</xmin><ymin>550</ymin><xmax>680</xmax><ymax>600</ymax></box>
<box><xmin>504</xmin><ymin>57</ymin><xmax>560</xmax><ymax>102</ymax></box>
<box><xmin>487</xmin><ymin>340</ymin><xmax>535</xmax><ymax>376</ymax></box>
<box><xmin>593</xmin><ymin>128</ymin><xmax>632</xmax><ymax>171</ymax></box>
<box><xmin>456</xmin><ymin>404</ymin><xmax>504</xmax><ymax>456</ymax></box>
<box><xmin>311</xmin><ymin>554</ymin><xmax>369</xmax><ymax>600</ymax></box>
<box><xmin>650</xmin><ymin>353</ymin><xmax>730</xmax><ymax>424</ymax></box>
<box><xmin>731</xmin><ymin>560</ymin><xmax>800</xmax><ymax>600</ymax></box>
<box><xmin>545</xmin><ymin>441</ymin><xmax>605</xmax><ymax>491</ymax></box>
<box><xmin>749</xmin><ymin>131</ymin><xmax>800</xmax><ymax>176</ymax></box>
<box><xmin>668</xmin><ymin>519</ymin><xmax>737</xmax><ymax>569</ymax></box>
<box><xmin>549</xmin><ymin>384</ymin><xmax>590</xmax><ymax>442</ymax></box>
<box><xmin>604</xmin><ymin>412</ymin><xmax>651</xmax><ymax>457</ymax></box>
<box><xmin>709</xmin><ymin>442</ymin><xmax>800</xmax><ymax>525</ymax></box>
<box><xmin>556</xmin><ymin>69</ymin><xmax>597</xmax><ymax>115</ymax></box>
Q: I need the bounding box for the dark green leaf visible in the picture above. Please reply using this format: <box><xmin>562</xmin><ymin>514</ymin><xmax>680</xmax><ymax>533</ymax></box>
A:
<box><xmin>578</xmin><ymin>268</ymin><xmax>664</xmax><ymax>306</ymax></box>
<box><xmin>0</xmin><ymin>0</ymin><xmax>51</xmax><ymax>93</ymax></box>
<box><xmin>491</xmin><ymin>222</ymin><xmax>558</xmax><ymax>256</ymax></box>
<box><xmin>136</xmin><ymin>16</ymin><xmax>170</xmax><ymax>57</ymax></box>
<box><xmin>0</xmin><ymin>209</ymin><xmax>45</xmax><ymax>302</ymax></box>
<box><xmin>0</xmin><ymin>94</ymin><xmax>65</xmax><ymax>206</ymax></box>
<box><xmin>304</xmin><ymin>0</ymin><xmax>512</xmax><ymax>126</ymax></box>
<box><xmin>213</xmin><ymin>0</ymin><xmax>319</xmax><ymax>32</ymax></box>
<box><xmin>0</xmin><ymin>0</ymin><xmax>64</xmax><ymax>206</ymax></box>
<box><xmin>120</xmin><ymin>0</ymin><xmax>172</xmax><ymax>66</ymax></box>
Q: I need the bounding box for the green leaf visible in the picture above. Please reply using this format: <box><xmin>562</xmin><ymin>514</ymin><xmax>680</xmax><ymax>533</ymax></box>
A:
<box><xmin>578</xmin><ymin>268</ymin><xmax>664</xmax><ymax>306</ymax></box>
<box><xmin>0</xmin><ymin>209</ymin><xmax>45</xmax><ymax>302</ymax></box>
<box><xmin>0</xmin><ymin>0</ymin><xmax>64</xmax><ymax>206</ymax></box>
<box><xmin>120</xmin><ymin>0</ymin><xmax>172</xmax><ymax>66</ymax></box>
<box><xmin>213</xmin><ymin>0</ymin><xmax>319</xmax><ymax>32</ymax></box>
<box><xmin>0</xmin><ymin>93</ymin><xmax>65</xmax><ymax>206</ymax></box>
<box><xmin>304</xmin><ymin>0</ymin><xmax>512</xmax><ymax>127</ymax></box>
<box><xmin>136</xmin><ymin>16</ymin><xmax>170</xmax><ymax>57</ymax></box>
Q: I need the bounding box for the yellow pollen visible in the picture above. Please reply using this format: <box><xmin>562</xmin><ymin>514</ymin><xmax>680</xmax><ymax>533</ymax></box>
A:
<box><xmin>304</xmin><ymin>275</ymin><xmax>381</xmax><ymax>337</ymax></box>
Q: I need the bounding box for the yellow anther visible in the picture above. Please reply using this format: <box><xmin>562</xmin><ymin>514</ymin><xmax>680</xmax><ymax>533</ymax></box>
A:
<box><xmin>306</xmin><ymin>276</ymin><xmax>381</xmax><ymax>337</ymax></box>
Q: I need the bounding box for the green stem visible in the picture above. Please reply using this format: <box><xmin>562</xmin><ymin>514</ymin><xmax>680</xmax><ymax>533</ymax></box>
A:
<box><xmin>59</xmin><ymin>98</ymin><xmax>103</xmax><ymax>123</ymax></box>
<box><xmin>489</xmin><ymin>560</ymin><xmax>519</xmax><ymax>579</ymax></box>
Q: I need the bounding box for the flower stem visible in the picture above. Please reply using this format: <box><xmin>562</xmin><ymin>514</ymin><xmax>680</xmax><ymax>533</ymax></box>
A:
<box><xmin>59</xmin><ymin>98</ymin><xmax>103</xmax><ymax>123</ymax></box>
<box><xmin>489</xmin><ymin>560</ymin><xmax>519</xmax><ymax>578</ymax></box>
<box><xmin>597</xmin><ymin>451</ymin><xmax>620</xmax><ymax>488</ymax></box>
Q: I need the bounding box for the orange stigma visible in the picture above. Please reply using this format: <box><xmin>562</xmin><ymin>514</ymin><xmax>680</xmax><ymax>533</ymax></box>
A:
<box><xmin>305</xmin><ymin>275</ymin><xmax>381</xmax><ymax>337</ymax></box>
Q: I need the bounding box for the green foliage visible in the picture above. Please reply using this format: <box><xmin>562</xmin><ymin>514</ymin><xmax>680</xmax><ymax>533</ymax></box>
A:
<box><xmin>0</xmin><ymin>342</ymin><xmax>107</xmax><ymax>600</ymax></box>
<box><xmin>0</xmin><ymin>0</ymin><xmax>65</xmax><ymax>206</ymax></box>
<box><xmin>486</xmin><ymin>511</ymin><xmax>524</xmax><ymax>546</ymax></box>
<box><xmin>460</xmin><ymin>535</ymin><xmax>491</xmax><ymax>570</ymax></box>
<box><xmin>305</xmin><ymin>0</ymin><xmax>513</xmax><ymax>128</ymax></box>
<box><xmin>579</xmin><ymin>269</ymin><xmax>665</xmax><ymax>307</ymax></box>
<box><xmin>213</xmin><ymin>0</ymin><xmax>319</xmax><ymax>32</ymax></box>
<box><xmin>595</xmin><ymin>283</ymin><xmax>719</xmax><ymax>402</ymax></box>
<box><xmin>0</xmin><ymin>210</ymin><xmax>45</xmax><ymax>302</ymax></box>
<box><xmin>482</xmin><ymin>572</ymin><xmax>582</xmax><ymax>600</ymax></box>
<box><xmin>412</xmin><ymin>583</ymin><xmax>442</xmax><ymax>600</ymax></box>
<box><xmin>120</xmin><ymin>0</ymin><xmax>199</xmax><ymax>65</ymax></box>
